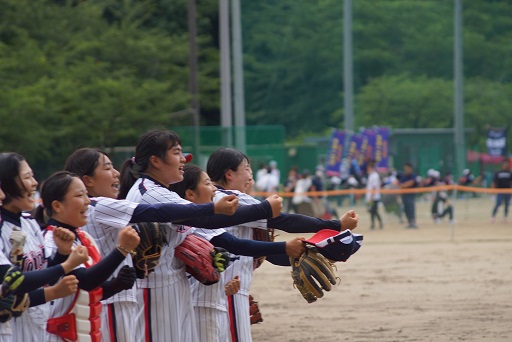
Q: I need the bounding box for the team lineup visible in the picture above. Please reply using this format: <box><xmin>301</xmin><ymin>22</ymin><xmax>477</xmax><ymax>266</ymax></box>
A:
<box><xmin>0</xmin><ymin>129</ymin><xmax>362</xmax><ymax>342</ymax></box>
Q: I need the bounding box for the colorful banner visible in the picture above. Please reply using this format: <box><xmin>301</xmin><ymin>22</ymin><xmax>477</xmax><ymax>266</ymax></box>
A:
<box><xmin>301</xmin><ymin>127</ymin><xmax>391</xmax><ymax>178</ymax></box>
<box><xmin>347</xmin><ymin>133</ymin><xmax>363</xmax><ymax>162</ymax></box>
<box><xmin>361</xmin><ymin>129</ymin><xmax>376</xmax><ymax>167</ymax></box>
<box><xmin>325</xmin><ymin>129</ymin><xmax>346</xmax><ymax>176</ymax></box>
<box><xmin>375</xmin><ymin>127</ymin><xmax>390</xmax><ymax>171</ymax></box>
<box><xmin>487</xmin><ymin>128</ymin><xmax>507</xmax><ymax>157</ymax></box>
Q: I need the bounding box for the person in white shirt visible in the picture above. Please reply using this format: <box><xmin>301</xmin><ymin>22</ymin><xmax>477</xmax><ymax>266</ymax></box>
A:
<box><xmin>365</xmin><ymin>160</ymin><xmax>383</xmax><ymax>229</ymax></box>
<box><xmin>292</xmin><ymin>170</ymin><xmax>312</xmax><ymax>206</ymax></box>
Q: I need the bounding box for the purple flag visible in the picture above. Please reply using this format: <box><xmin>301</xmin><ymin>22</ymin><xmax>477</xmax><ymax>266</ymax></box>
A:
<box><xmin>347</xmin><ymin>133</ymin><xmax>363</xmax><ymax>162</ymax></box>
<box><xmin>325</xmin><ymin>129</ymin><xmax>346</xmax><ymax>176</ymax></box>
<box><xmin>375</xmin><ymin>127</ymin><xmax>390</xmax><ymax>172</ymax></box>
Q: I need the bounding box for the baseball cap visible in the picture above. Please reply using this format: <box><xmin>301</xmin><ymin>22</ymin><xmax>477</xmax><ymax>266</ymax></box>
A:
<box><xmin>304</xmin><ymin>229</ymin><xmax>363</xmax><ymax>262</ymax></box>
<box><xmin>183</xmin><ymin>153</ymin><xmax>193</xmax><ymax>163</ymax></box>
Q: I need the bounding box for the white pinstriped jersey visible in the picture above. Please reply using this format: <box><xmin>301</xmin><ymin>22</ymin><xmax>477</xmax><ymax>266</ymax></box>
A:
<box><xmin>189</xmin><ymin>228</ymin><xmax>226</xmax><ymax>311</ymax></box>
<box><xmin>82</xmin><ymin>197</ymin><xmax>138</xmax><ymax>304</ymax></box>
<box><xmin>213</xmin><ymin>190</ymin><xmax>268</xmax><ymax>296</ymax></box>
<box><xmin>0</xmin><ymin>213</ymin><xmax>50</xmax><ymax>342</ymax></box>
<box><xmin>0</xmin><ymin>214</ymin><xmax>47</xmax><ymax>272</ymax></box>
<box><xmin>126</xmin><ymin>177</ymin><xmax>196</xmax><ymax>289</ymax></box>
<box><xmin>0</xmin><ymin>221</ymin><xmax>14</xmax><ymax>341</ymax></box>
<box><xmin>127</xmin><ymin>177</ymin><xmax>202</xmax><ymax>342</ymax></box>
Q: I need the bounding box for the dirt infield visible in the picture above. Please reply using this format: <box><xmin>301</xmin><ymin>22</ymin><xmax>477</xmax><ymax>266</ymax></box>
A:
<box><xmin>251</xmin><ymin>196</ymin><xmax>512</xmax><ymax>342</ymax></box>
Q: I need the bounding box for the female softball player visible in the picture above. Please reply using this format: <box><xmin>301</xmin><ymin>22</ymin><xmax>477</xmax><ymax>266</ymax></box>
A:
<box><xmin>169</xmin><ymin>164</ymin><xmax>307</xmax><ymax>342</ymax></box>
<box><xmin>206</xmin><ymin>147</ymin><xmax>360</xmax><ymax>342</ymax></box>
<box><xmin>64</xmin><ymin>147</ymin><xmax>258</xmax><ymax>342</ymax></box>
<box><xmin>0</xmin><ymin>153</ymin><xmax>95</xmax><ymax>342</ymax></box>
<box><xmin>118</xmin><ymin>129</ymin><xmax>284</xmax><ymax>342</ymax></box>
<box><xmin>37</xmin><ymin>171</ymin><xmax>141</xmax><ymax>342</ymax></box>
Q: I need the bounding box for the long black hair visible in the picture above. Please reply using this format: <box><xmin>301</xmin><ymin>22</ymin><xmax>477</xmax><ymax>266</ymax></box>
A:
<box><xmin>206</xmin><ymin>148</ymin><xmax>249</xmax><ymax>186</ymax></box>
<box><xmin>64</xmin><ymin>148</ymin><xmax>108</xmax><ymax>179</ymax></box>
<box><xmin>0</xmin><ymin>152</ymin><xmax>28</xmax><ymax>205</ymax></box>
<box><xmin>118</xmin><ymin>130</ymin><xmax>181</xmax><ymax>199</ymax></box>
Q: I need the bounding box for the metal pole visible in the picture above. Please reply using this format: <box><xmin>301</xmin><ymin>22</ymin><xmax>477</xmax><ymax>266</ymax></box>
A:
<box><xmin>231</xmin><ymin>0</ymin><xmax>246</xmax><ymax>153</ymax></box>
<box><xmin>220</xmin><ymin>0</ymin><xmax>233</xmax><ymax>146</ymax></box>
<box><xmin>187</xmin><ymin>0</ymin><xmax>200</xmax><ymax>157</ymax></box>
<box><xmin>454</xmin><ymin>0</ymin><xmax>465</xmax><ymax>178</ymax></box>
<box><xmin>343</xmin><ymin>0</ymin><xmax>354</xmax><ymax>132</ymax></box>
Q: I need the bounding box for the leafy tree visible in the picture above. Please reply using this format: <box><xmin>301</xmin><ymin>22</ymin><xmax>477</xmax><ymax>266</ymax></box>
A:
<box><xmin>2</xmin><ymin>0</ymin><xmax>512</xmax><ymax>176</ymax></box>
<box><xmin>0</xmin><ymin>0</ymin><xmax>196</xmax><ymax>176</ymax></box>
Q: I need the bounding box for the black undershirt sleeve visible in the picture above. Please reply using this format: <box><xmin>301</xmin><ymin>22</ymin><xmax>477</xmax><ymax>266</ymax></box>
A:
<box><xmin>28</xmin><ymin>289</ymin><xmax>46</xmax><ymax>307</ymax></box>
<box><xmin>69</xmin><ymin>249</ymin><xmax>126</xmax><ymax>291</ymax></box>
<box><xmin>210</xmin><ymin>232</ymin><xmax>286</xmax><ymax>257</ymax></box>
<box><xmin>0</xmin><ymin>264</ymin><xmax>65</xmax><ymax>295</ymax></box>
<box><xmin>100</xmin><ymin>280</ymin><xmax>120</xmax><ymax>300</ymax></box>
<box><xmin>47</xmin><ymin>252</ymin><xmax>69</xmax><ymax>267</ymax></box>
<box><xmin>266</xmin><ymin>254</ymin><xmax>291</xmax><ymax>266</ymax></box>
<box><xmin>177</xmin><ymin>200</ymin><xmax>273</xmax><ymax>229</ymax></box>
<box><xmin>131</xmin><ymin>202</ymin><xmax>215</xmax><ymax>223</ymax></box>
<box><xmin>268</xmin><ymin>213</ymin><xmax>341</xmax><ymax>233</ymax></box>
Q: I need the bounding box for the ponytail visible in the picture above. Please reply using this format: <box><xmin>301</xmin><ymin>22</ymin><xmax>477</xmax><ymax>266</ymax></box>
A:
<box><xmin>118</xmin><ymin>158</ymin><xmax>139</xmax><ymax>200</ymax></box>
<box><xmin>118</xmin><ymin>129</ymin><xmax>182</xmax><ymax>199</ymax></box>
<box><xmin>33</xmin><ymin>205</ymin><xmax>48</xmax><ymax>230</ymax></box>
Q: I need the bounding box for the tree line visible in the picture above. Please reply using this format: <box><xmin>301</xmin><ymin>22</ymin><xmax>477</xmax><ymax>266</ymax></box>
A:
<box><xmin>1</xmin><ymin>0</ymin><xmax>511</xmax><ymax>176</ymax></box>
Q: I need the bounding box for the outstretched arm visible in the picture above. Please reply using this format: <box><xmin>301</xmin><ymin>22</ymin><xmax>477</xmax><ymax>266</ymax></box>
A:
<box><xmin>268</xmin><ymin>210</ymin><xmax>358</xmax><ymax>233</ymax></box>
<box><xmin>131</xmin><ymin>202</ymin><xmax>214</xmax><ymax>223</ymax></box>
<box><xmin>178</xmin><ymin>201</ymin><xmax>273</xmax><ymax>229</ymax></box>
<box><xmin>266</xmin><ymin>254</ymin><xmax>291</xmax><ymax>266</ymax></box>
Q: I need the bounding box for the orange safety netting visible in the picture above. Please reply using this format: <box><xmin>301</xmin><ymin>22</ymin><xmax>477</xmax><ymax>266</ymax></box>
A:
<box><xmin>250</xmin><ymin>185</ymin><xmax>512</xmax><ymax>198</ymax></box>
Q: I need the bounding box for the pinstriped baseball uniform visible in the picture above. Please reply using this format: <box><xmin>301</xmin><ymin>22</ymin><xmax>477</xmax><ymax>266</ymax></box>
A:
<box><xmin>81</xmin><ymin>197</ymin><xmax>138</xmax><ymax>342</ymax></box>
<box><xmin>126</xmin><ymin>176</ymin><xmax>198</xmax><ymax>342</ymax></box>
<box><xmin>212</xmin><ymin>190</ymin><xmax>268</xmax><ymax>342</ymax></box>
<box><xmin>0</xmin><ymin>216</ymin><xmax>16</xmax><ymax>342</ymax></box>
<box><xmin>0</xmin><ymin>211</ymin><xmax>49</xmax><ymax>342</ymax></box>
<box><xmin>189</xmin><ymin>227</ymin><xmax>228</xmax><ymax>342</ymax></box>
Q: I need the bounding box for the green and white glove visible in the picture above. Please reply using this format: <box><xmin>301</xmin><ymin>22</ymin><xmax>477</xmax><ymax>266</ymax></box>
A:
<box><xmin>211</xmin><ymin>247</ymin><xmax>230</xmax><ymax>272</ymax></box>
<box><xmin>1</xmin><ymin>266</ymin><xmax>24</xmax><ymax>298</ymax></box>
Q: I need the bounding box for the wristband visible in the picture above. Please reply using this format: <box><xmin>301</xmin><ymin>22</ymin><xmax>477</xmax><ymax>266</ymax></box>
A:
<box><xmin>117</xmin><ymin>245</ymin><xmax>137</xmax><ymax>257</ymax></box>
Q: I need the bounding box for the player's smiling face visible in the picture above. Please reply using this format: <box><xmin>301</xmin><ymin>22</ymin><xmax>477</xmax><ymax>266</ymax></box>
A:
<box><xmin>84</xmin><ymin>154</ymin><xmax>120</xmax><ymax>199</ymax></box>
<box><xmin>51</xmin><ymin>177</ymin><xmax>91</xmax><ymax>228</ymax></box>
<box><xmin>186</xmin><ymin>171</ymin><xmax>216</xmax><ymax>204</ymax></box>
<box><xmin>154</xmin><ymin>145</ymin><xmax>187</xmax><ymax>185</ymax></box>
<box><xmin>5</xmin><ymin>160</ymin><xmax>38</xmax><ymax>213</ymax></box>
<box><xmin>226</xmin><ymin>158</ymin><xmax>252</xmax><ymax>192</ymax></box>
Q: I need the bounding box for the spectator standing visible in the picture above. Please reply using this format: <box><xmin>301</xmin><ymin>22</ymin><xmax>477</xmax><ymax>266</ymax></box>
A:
<box><xmin>311</xmin><ymin>166</ymin><xmax>327</xmax><ymax>217</ymax></box>
<box><xmin>399</xmin><ymin>162</ymin><xmax>418</xmax><ymax>229</ymax></box>
<box><xmin>365</xmin><ymin>160</ymin><xmax>383</xmax><ymax>229</ymax></box>
<box><xmin>255</xmin><ymin>166</ymin><xmax>279</xmax><ymax>194</ymax></box>
<box><xmin>255</xmin><ymin>163</ymin><xmax>268</xmax><ymax>187</ymax></box>
<box><xmin>491</xmin><ymin>159</ymin><xmax>512</xmax><ymax>223</ymax></box>
<box><xmin>381</xmin><ymin>170</ymin><xmax>404</xmax><ymax>223</ymax></box>
<box><xmin>292</xmin><ymin>170</ymin><xmax>314</xmax><ymax>216</ymax></box>
<box><xmin>283</xmin><ymin>166</ymin><xmax>299</xmax><ymax>212</ymax></box>
<box><xmin>269</xmin><ymin>160</ymin><xmax>281</xmax><ymax>184</ymax></box>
